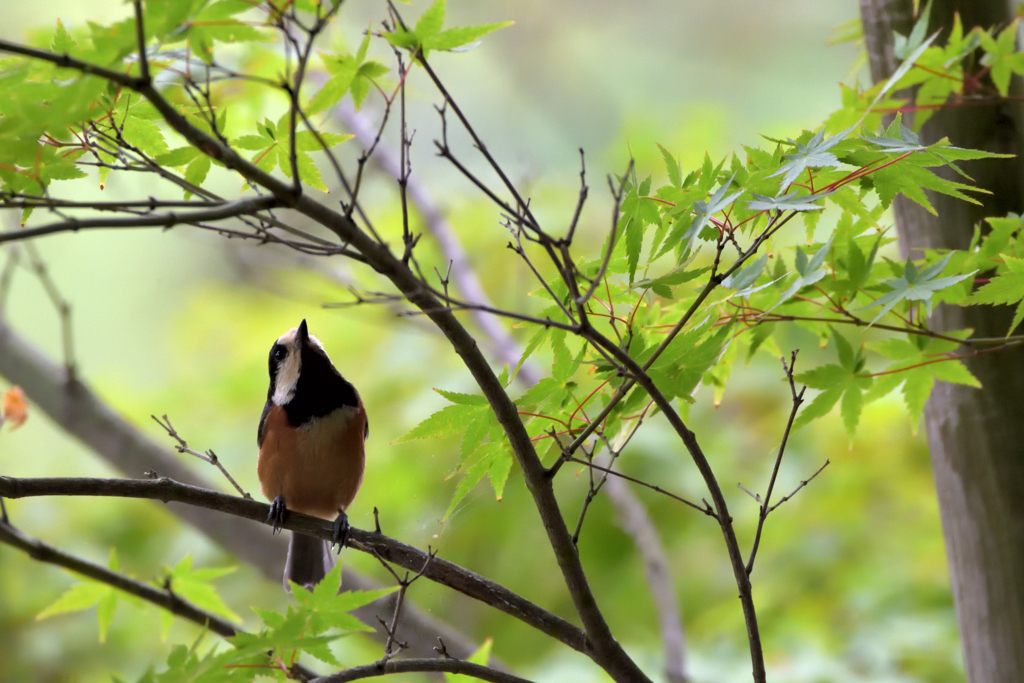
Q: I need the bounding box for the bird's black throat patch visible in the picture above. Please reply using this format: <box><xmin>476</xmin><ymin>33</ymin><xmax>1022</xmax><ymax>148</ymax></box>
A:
<box><xmin>282</xmin><ymin>344</ymin><xmax>359</xmax><ymax>427</ymax></box>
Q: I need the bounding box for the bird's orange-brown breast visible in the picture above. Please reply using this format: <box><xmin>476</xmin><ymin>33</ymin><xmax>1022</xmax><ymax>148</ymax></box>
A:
<box><xmin>257</xmin><ymin>403</ymin><xmax>366</xmax><ymax>519</ymax></box>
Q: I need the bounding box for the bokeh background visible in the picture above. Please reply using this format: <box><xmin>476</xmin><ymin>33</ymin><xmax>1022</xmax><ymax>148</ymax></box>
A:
<box><xmin>0</xmin><ymin>1</ymin><xmax>962</xmax><ymax>682</ymax></box>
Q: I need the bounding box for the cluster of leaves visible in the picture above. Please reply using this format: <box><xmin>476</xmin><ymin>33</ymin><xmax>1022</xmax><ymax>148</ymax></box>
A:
<box><xmin>401</xmin><ymin>103</ymin><xmax>1015</xmax><ymax>508</ymax></box>
<box><xmin>41</xmin><ymin>558</ymin><xmax>393</xmax><ymax>682</ymax></box>
<box><xmin>37</xmin><ymin>554</ymin><xmax>245</xmax><ymax>643</ymax></box>
<box><xmin>833</xmin><ymin>2</ymin><xmax>1024</xmax><ymax>130</ymax></box>
<box><xmin>0</xmin><ymin>3</ymin><xmax>327</xmax><ymax>207</ymax></box>
<box><xmin>0</xmin><ymin>0</ymin><xmax>517</xmax><ymax>209</ymax></box>
<box><xmin>395</xmin><ymin>377</ymin><xmax>513</xmax><ymax>520</ymax></box>
<box><xmin>384</xmin><ymin>0</ymin><xmax>513</xmax><ymax>60</ymax></box>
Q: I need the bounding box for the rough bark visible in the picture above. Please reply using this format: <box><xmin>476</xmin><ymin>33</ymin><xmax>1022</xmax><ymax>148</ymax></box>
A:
<box><xmin>859</xmin><ymin>1</ymin><xmax>1024</xmax><ymax>680</ymax></box>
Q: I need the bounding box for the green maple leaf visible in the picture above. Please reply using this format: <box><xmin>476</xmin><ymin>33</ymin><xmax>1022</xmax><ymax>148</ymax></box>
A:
<box><xmin>860</xmin><ymin>252</ymin><xmax>975</xmax><ymax>324</ymax></box>
<box><xmin>861</xmin><ymin>120</ymin><xmax>926</xmax><ymax>153</ymax></box>
<box><xmin>722</xmin><ymin>253</ymin><xmax>783</xmax><ymax>299</ymax></box>
<box><xmin>50</xmin><ymin>18</ymin><xmax>77</xmax><ymax>54</ymax></box>
<box><xmin>36</xmin><ymin>549</ymin><xmax>125</xmax><ymax>643</ymax></box>
<box><xmin>687</xmin><ymin>173</ymin><xmax>743</xmax><ymax>250</ymax></box>
<box><xmin>232</xmin><ymin>115</ymin><xmax>351</xmax><ymax>192</ymax></box>
<box><xmin>289</xmin><ymin>562</ymin><xmax>396</xmax><ymax>635</ymax></box>
<box><xmin>163</xmin><ymin>555</ymin><xmax>241</xmax><ymax>624</ymax></box>
<box><xmin>978</xmin><ymin>20</ymin><xmax>1024</xmax><ymax>96</ymax></box>
<box><xmin>393</xmin><ymin>401</ymin><xmax>488</xmax><ymax>442</ymax></box>
<box><xmin>967</xmin><ymin>254</ymin><xmax>1024</xmax><ymax>335</ymax></box>
<box><xmin>446</xmin><ymin>637</ymin><xmax>494</xmax><ymax>682</ymax></box>
<box><xmin>865</xmin><ymin>335</ymin><xmax>979</xmax><ymax>431</ymax></box>
<box><xmin>765</xmin><ymin>234</ymin><xmax>834</xmax><ymax>313</ymax></box>
<box><xmin>892</xmin><ymin>0</ymin><xmax>933</xmax><ymax>60</ymax></box>
<box><xmin>747</xmin><ymin>190</ymin><xmax>831</xmax><ymax>213</ymax></box>
<box><xmin>308</xmin><ymin>29</ymin><xmax>390</xmax><ymax>114</ymax></box>
<box><xmin>444</xmin><ymin>441</ymin><xmax>512</xmax><ymax>521</ymax></box>
<box><xmin>385</xmin><ymin>0</ymin><xmax>513</xmax><ymax>59</ymax></box>
<box><xmin>794</xmin><ymin>331</ymin><xmax>872</xmax><ymax>436</ymax></box>
<box><xmin>393</xmin><ymin>388</ymin><xmax>511</xmax><ymax>518</ymax></box>
<box><xmin>657</xmin><ymin>142</ymin><xmax>683</xmax><ymax>188</ymax></box>
<box><xmin>770</xmin><ymin>126</ymin><xmax>853</xmax><ymax>190</ymax></box>
<box><xmin>184</xmin><ymin>0</ymin><xmax>274</xmax><ymax>64</ymax></box>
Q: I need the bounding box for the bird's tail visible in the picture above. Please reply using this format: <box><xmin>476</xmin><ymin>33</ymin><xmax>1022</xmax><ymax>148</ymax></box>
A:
<box><xmin>284</xmin><ymin>531</ymin><xmax>336</xmax><ymax>591</ymax></box>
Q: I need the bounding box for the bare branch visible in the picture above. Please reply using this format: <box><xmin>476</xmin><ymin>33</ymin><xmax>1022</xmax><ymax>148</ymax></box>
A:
<box><xmin>311</xmin><ymin>657</ymin><xmax>534</xmax><ymax>683</ymax></box>
<box><xmin>604</xmin><ymin>474</ymin><xmax>689</xmax><ymax>683</ymax></box>
<box><xmin>390</xmin><ymin>9</ymin><xmax>543</xmax><ymax>235</ymax></box>
<box><xmin>377</xmin><ymin>547</ymin><xmax>437</xmax><ymax>664</ymax></box>
<box><xmin>131</xmin><ymin>0</ymin><xmax>150</xmax><ymax>85</ymax></box>
<box><xmin>0</xmin><ymin>196</ymin><xmax>280</xmax><ymax>245</ymax></box>
<box><xmin>565</xmin><ymin>457</ymin><xmax>715</xmax><ymax>518</ymax></box>
<box><xmin>0</xmin><ymin>474</ymin><xmax>589</xmax><ymax>655</ymax></box>
<box><xmin>583</xmin><ymin>325</ymin><xmax>766</xmax><ymax>680</ymax></box>
<box><xmin>576</xmin><ymin>162</ymin><xmax>631</xmax><ymax>308</ymax></box>
<box><xmin>21</xmin><ymin>242</ymin><xmax>77</xmax><ymax>380</ymax></box>
<box><xmin>336</xmin><ymin>103</ymin><xmax>529</xmax><ymax>373</ymax></box>
<box><xmin>0</xmin><ymin>522</ymin><xmax>229</xmax><ymax>639</ymax></box>
<box><xmin>745</xmin><ymin>351</ymin><xmax>807</xmax><ymax>576</ymax></box>
<box><xmin>565</xmin><ymin>149</ymin><xmax>589</xmax><ymax>243</ymax></box>
<box><xmin>0</xmin><ymin>40</ymin><xmax>138</xmax><ymax>87</ymax></box>
<box><xmin>1</xmin><ymin>194</ymin><xmax>224</xmax><ymax>210</ymax></box>
<box><xmin>0</xmin><ymin>245</ymin><xmax>19</xmax><ymax>314</ymax></box>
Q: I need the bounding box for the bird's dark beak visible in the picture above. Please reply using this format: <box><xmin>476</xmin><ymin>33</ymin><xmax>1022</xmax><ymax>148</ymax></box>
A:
<box><xmin>297</xmin><ymin>319</ymin><xmax>309</xmax><ymax>344</ymax></box>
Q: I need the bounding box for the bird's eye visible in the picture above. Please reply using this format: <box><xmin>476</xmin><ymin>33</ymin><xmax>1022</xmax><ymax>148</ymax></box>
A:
<box><xmin>272</xmin><ymin>347</ymin><xmax>288</xmax><ymax>362</ymax></box>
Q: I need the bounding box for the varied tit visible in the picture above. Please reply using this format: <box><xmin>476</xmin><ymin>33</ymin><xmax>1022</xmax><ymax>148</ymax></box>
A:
<box><xmin>257</xmin><ymin>319</ymin><xmax>368</xmax><ymax>589</ymax></box>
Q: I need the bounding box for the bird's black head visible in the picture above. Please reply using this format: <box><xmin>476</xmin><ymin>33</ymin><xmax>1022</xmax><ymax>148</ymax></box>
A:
<box><xmin>266</xmin><ymin>319</ymin><xmax>358</xmax><ymax>425</ymax></box>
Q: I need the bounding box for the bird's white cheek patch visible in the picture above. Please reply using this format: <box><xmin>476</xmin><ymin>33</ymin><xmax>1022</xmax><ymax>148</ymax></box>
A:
<box><xmin>273</xmin><ymin>352</ymin><xmax>301</xmax><ymax>405</ymax></box>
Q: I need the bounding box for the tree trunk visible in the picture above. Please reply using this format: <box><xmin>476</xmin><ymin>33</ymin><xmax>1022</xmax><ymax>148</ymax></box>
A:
<box><xmin>858</xmin><ymin>1</ymin><xmax>1024</xmax><ymax>680</ymax></box>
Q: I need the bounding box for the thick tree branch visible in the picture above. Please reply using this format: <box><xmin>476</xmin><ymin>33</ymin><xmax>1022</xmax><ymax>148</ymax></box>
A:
<box><xmin>311</xmin><ymin>657</ymin><xmax>533</xmax><ymax>683</ymax></box>
<box><xmin>603</xmin><ymin>476</ymin><xmax>688</xmax><ymax>683</ymax></box>
<box><xmin>0</xmin><ymin>318</ymin><xmax>486</xmax><ymax>661</ymax></box>
<box><xmin>0</xmin><ymin>474</ymin><xmax>589</xmax><ymax>655</ymax></box>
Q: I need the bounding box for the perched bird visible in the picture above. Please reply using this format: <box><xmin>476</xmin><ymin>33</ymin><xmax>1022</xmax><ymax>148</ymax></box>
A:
<box><xmin>257</xmin><ymin>319</ymin><xmax>367</xmax><ymax>589</ymax></box>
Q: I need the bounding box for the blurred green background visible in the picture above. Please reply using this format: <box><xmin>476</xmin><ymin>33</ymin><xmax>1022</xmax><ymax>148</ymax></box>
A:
<box><xmin>0</xmin><ymin>1</ymin><xmax>962</xmax><ymax>682</ymax></box>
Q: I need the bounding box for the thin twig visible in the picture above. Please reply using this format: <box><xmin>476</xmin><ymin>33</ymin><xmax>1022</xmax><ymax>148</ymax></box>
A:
<box><xmin>21</xmin><ymin>242</ymin><xmax>77</xmax><ymax>380</ymax></box>
<box><xmin>152</xmin><ymin>414</ymin><xmax>251</xmax><ymax>499</ymax></box>
<box><xmin>565</xmin><ymin>457</ymin><xmax>715</xmax><ymax>518</ymax></box>
<box><xmin>767</xmin><ymin>460</ymin><xmax>830</xmax><ymax>514</ymax></box>
<box><xmin>131</xmin><ymin>0</ymin><xmax>150</xmax><ymax>85</ymax></box>
<box><xmin>744</xmin><ymin>352</ymin><xmax>807</xmax><ymax>576</ymax></box>
<box><xmin>0</xmin><ymin>196</ymin><xmax>280</xmax><ymax>245</ymax></box>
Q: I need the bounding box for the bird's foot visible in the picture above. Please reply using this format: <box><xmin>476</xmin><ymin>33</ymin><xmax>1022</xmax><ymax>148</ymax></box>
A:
<box><xmin>268</xmin><ymin>496</ymin><xmax>288</xmax><ymax>535</ymax></box>
<box><xmin>331</xmin><ymin>510</ymin><xmax>350</xmax><ymax>551</ymax></box>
